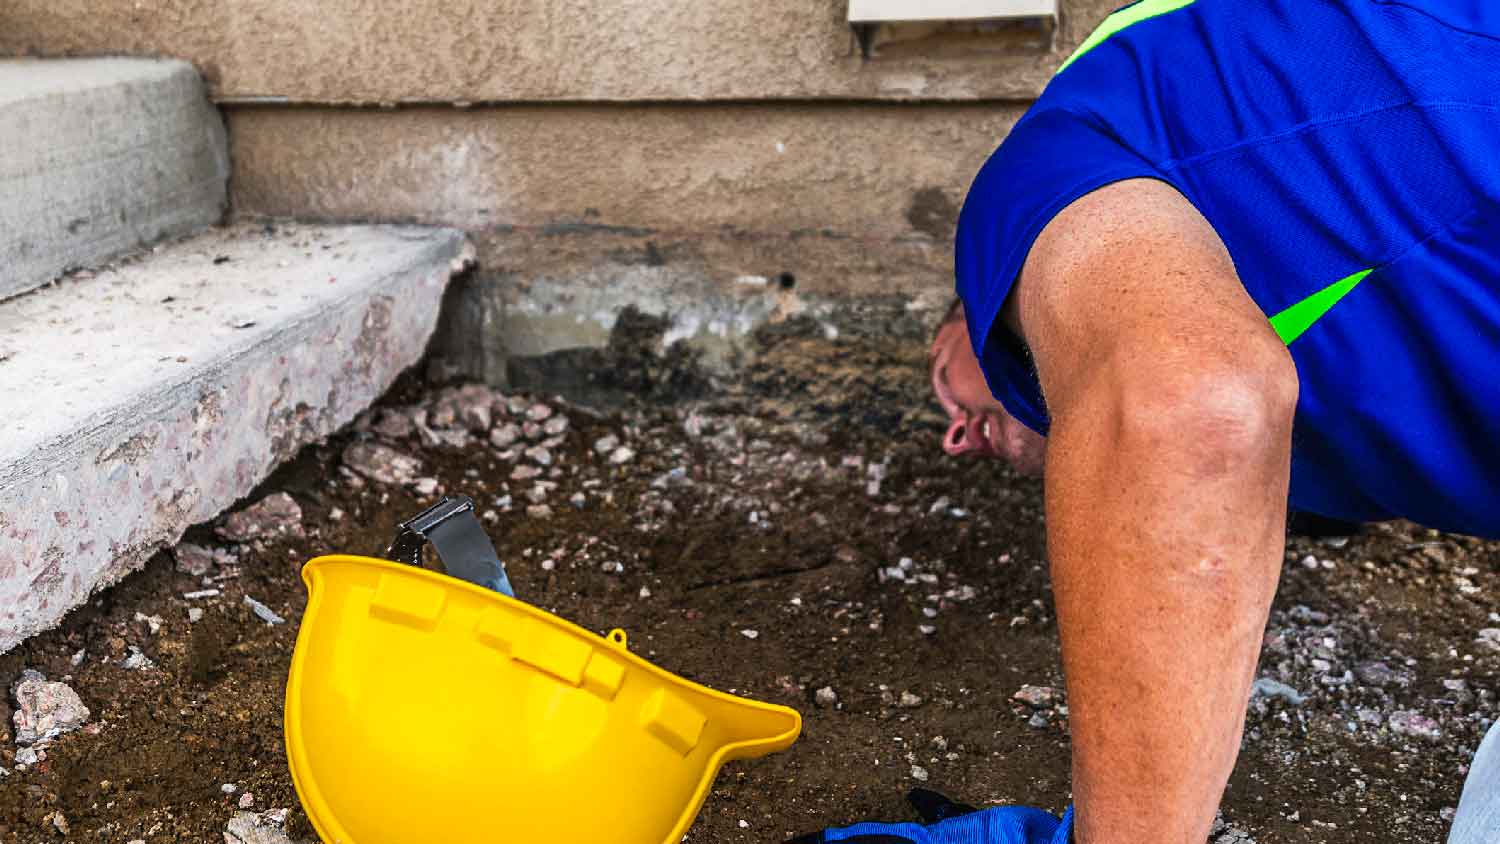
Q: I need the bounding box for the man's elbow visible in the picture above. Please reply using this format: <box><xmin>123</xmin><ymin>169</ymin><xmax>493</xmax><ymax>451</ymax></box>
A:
<box><xmin>1110</xmin><ymin>337</ymin><xmax>1300</xmax><ymax>481</ymax></box>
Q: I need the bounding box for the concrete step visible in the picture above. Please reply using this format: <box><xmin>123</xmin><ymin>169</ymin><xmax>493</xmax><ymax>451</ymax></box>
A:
<box><xmin>0</xmin><ymin>223</ymin><xmax>473</xmax><ymax>651</ymax></box>
<box><xmin>0</xmin><ymin>57</ymin><xmax>228</xmax><ymax>301</ymax></box>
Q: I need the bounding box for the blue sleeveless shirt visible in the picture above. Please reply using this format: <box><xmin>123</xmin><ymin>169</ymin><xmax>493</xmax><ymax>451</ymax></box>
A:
<box><xmin>957</xmin><ymin>0</ymin><xmax>1500</xmax><ymax>537</ymax></box>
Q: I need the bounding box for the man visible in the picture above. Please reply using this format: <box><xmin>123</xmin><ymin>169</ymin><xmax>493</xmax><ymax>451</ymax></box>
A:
<box><xmin>798</xmin><ymin>1</ymin><xmax>1500</xmax><ymax>842</ymax></box>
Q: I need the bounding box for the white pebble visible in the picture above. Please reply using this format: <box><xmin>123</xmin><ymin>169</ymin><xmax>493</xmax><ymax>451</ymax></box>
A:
<box><xmin>740</xmin><ymin>629</ymin><xmax>760</xmax><ymax>640</ymax></box>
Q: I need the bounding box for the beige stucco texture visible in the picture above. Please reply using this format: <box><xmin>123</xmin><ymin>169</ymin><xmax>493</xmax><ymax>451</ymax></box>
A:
<box><xmin>229</xmin><ymin>103</ymin><xmax>1026</xmax><ymax>240</ymax></box>
<box><xmin>2</xmin><ymin>0</ymin><xmax>1117</xmax><ymax>103</ymax></box>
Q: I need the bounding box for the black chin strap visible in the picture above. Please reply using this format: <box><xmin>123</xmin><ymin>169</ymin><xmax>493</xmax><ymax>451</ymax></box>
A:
<box><xmin>387</xmin><ymin>496</ymin><xmax>514</xmax><ymax>597</ymax></box>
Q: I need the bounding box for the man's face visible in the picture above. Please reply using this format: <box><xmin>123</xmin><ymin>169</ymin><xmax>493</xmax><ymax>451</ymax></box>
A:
<box><xmin>929</xmin><ymin>313</ymin><xmax>1047</xmax><ymax>476</ymax></box>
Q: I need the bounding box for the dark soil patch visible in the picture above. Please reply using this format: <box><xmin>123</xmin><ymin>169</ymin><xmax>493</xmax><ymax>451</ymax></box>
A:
<box><xmin>1</xmin><ymin>304</ymin><xmax>1496</xmax><ymax>843</ymax></box>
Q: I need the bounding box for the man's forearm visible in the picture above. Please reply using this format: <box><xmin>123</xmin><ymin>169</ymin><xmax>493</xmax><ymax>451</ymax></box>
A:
<box><xmin>1044</xmin><ymin>365</ymin><xmax>1292</xmax><ymax>844</ymax></box>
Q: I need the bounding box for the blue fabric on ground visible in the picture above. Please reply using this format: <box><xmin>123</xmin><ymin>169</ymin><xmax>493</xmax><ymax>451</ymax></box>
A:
<box><xmin>818</xmin><ymin>805</ymin><xmax>1073</xmax><ymax>844</ymax></box>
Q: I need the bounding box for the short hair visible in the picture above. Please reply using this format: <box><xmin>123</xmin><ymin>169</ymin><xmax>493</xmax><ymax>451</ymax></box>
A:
<box><xmin>931</xmin><ymin>298</ymin><xmax>965</xmax><ymax>362</ymax></box>
<box><xmin>940</xmin><ymin>297</ymin><xmax>964</xmax><ymax>329</ymax></box>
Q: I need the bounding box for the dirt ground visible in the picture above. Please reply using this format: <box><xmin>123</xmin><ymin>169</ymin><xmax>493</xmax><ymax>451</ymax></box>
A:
<box><xmin>2</xmin><ymin>300</ymin><xmax>1498</xmax><ymax>843</ymax></box>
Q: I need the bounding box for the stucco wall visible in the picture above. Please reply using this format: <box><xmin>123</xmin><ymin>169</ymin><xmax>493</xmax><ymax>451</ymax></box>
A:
<box><xmin>2</xmin><ymin>0</ymin><xmax>1116</xmax><ymax>104</ymax></box>
<box><xmin>229</xmin><ymin>103</ymin><xmax>1023</xmax><ymax>237</ymax></box>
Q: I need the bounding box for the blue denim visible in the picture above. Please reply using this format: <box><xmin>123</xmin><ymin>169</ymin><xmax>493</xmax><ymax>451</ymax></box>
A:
<box><xmin>1450</xmin><ymin>719</ymin><xmax>1500</xmax><ymax>844</ymax></box>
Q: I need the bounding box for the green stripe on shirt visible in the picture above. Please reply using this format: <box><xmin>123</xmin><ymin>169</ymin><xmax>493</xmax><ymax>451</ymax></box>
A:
<box><xmin>1058</xmin><ymin>0</ymin><xmax>1199</xmax><ymax>74</ymax></box>
<box><xmin>1269</xmin><ymin>268</ymin><xmax>1374</xmax><ymax>345</ymax></box>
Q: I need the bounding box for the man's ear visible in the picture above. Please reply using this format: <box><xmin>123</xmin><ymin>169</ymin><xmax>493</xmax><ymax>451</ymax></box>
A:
<box><xmin>929</xmin><ymin>323</ymin><xmax>967</xmax><ymax>420</ymax></box>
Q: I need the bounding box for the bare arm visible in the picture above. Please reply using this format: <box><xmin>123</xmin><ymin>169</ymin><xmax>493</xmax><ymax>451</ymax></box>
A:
<box><xmin>1010</xmin><ymin>179</ymin><xmax>1297</xmax><ymax>844</ymax></box>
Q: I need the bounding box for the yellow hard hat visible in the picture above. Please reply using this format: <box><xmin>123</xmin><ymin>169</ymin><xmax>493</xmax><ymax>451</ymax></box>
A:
<box><xmin>285</xmin><ymin>554</ymin><xmax>802</xmax><ymax>844</ymax></box>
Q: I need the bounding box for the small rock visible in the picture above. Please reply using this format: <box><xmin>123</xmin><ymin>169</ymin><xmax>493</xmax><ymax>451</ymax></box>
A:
<box><xmin>1388</xmin><ymin>710</ymin><xmax>1442</xmax><ymax>741</ymax></box>
<box><xmin>455</xmin><ymin>391</ymin><xmax>494</xmax><ymax>432</ymax></box>
<box><xmin>526</xmin><ymin>504</ymin><xmax>553</xmax><ymax>519</ymax></box>
<box><xmin>593</xmin><ymin>434</ymin><xmax>621</xmax><ymax>455</ymax></box>
<box><xmin>898</xmin><ymin>691</ymin><xmax>924</xmax><ymax>709</ymax></box>
<box><xmin>569</xmin><ymin>492</ymin><xmax>587</xmax><ymax>509</ymax></box>
<box><xmin>222</xmin><ymin>783</ymin><xmax>239</xmax><ymax>794</ymax></box>
<box><xmin>543</xmin><ymin>415</ymin><xmax>570</xmax><ymax>437</ymax></box>
<box><xmin>134</xmin><ymin>612</ymin><xmax>164</xmax><ymax>635</ymax></box>
<box><xmin>522</xmin><ymin>421</ymin><xmax>545</xmax><ymax>441</ymax></box>
<box><xmin>638</xmin><ymin>585</ymin><xmax>652</xmax><ymax>598</ymax></box>
<box><xmin>525</xmin><ymin>446</ymin><xmax>554</xmax><ymax>466</ymax></box>
<box><xmin>50</xmin><ymin>811</ymin><xmax>69</xmax><ymax>835</ymax></box>
<box><xmin>650</xmin><ymin>467</ymin><xmax>690</xmax><ymax>490</ymax></box>
<box><xmin>910</xmin><ymin>765</ymin><xmax>929</xmax><ymax>782</ymax></box>
<box><xmin>491</xmin><ymin>423</ymin><xmax>522</xmax><ymax>448</ymax></box>
<box><xmin>188</xmin><ymin>608</ymin><xmax>206</xmax><ymax>623</ymax></box>
<box><xmin>238</xmin><ymin>792</ymin><xmax>255</xmax><ymax>809</ymax></box>
<box><xmin>1287</xmin><ymin>605</ymin><xmax>1330</xmax><ymax>625</ymax></box>
<box><xmin>185</xmin><ymin>588</ymin><xmax>222</xmax><ymax>599</ymax></box>
<box><xmin>814</xmin><ymin>687</ymin><xmax>839</xmax><ymax>708</ymax></box>
<box><xmin>370</xmin><ymin>408</ymin><xmax>415</xmax><ymax>440</ymax></box>
<box><xmin>1354</xmin><ymin>661</ymin><xmax>1411</xmax><ymax>688</ymax></box>
<box><xmin>931</xmin><ymin>735</ymin><xmax>948</xmax><ymax>751</ymax></box>
<box><xmin>342</xmin><ymin>442</ymin><xmax>422</xmax><ymax>486</ymax></box>
<box><xmin>1475</xmin><ymin>628</ymin><xmax>1500</xmax><ymax>653</ymax></box>
<box><xmin>1251</xmin><ymin>677</ymin><xmax>1306</xmax><ymax>706</ymax></box>
<box><xmin>218</xmin><ymin>493</ymin><xmax>303</xmax><ymax>542</ymax></box>
<box><xmin>1012</xmin><ymin>685</ymin><xmax>1057</xmax><ymax>708</ymax></box>
<box><xmin>918</xmin><ymin>624</ymin><xmax>936</xmax><ymax>635</ymax></box>
<box><xmin>527</xmin><ymin>403</ymin><xmax>554</xmax><ymax>422</ymax></box>
<box><xmin>15</xmin><ymin>746</ymin><xmax>39</xmax><ymax>766</ymax></box>
<box><xmin>243</xmin><ymin>596</ymin><xmax>286</xmax><ymax>626</ymax></box>
<box><xmin>11</xmin><ymin>673</ymin><xmax>90</xmax><ymax>745</ymax></box>
<box><xmin>69</xmin><ymin>649</ymin><xmax>86</xmax><ymax>667</ymax></box>
<box><xmin>174</xmin><ymin>542</ymin><xmax>217</xmax><ymax>576</ymax></box>
<box><xmin>412</xmin><ymin>477</ymin><xmax>441</xmax><ymax>496</ymax></box>
<box><xmin>510</xmin><ymin>465</ymin><xmax>543</xmax><ymax>481</ymax></box>
<box><xmin>1028</xmin><ymin>712</ymin><xmax>1050</xmax><ymax>729</ymax></box>
<box><xmin>740</xmin><ymin>629</ymin><xmax>760</xmax><ymax>640</ymax></box>
<box><xmin>123</xmin><ymin>646</ymin><xmax>155</xmax><ymax>671</ymax></box>
<box><xmin>609</xmin><ymin>446</ymin><xmax>636</xmax><ymax>465</ymax></box>
<box><xmin>224</xmin><ymin>810</ymin><xmax>300</xmax><ymax>844</ymax></box>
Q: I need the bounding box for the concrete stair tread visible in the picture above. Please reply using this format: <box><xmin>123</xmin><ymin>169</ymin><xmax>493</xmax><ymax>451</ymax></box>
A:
<box><xmin>0</xmin><ymin>222</ymin><xmax>472</xmax><ymax>650</ymax></box>
<box><xmin>0</xmin><ymin>57</ymin><xmax>228</xmax><ymax>301</ymax></box>
<box><xmin>0</xmin><ymin>56</ymin><xmax>184</xmax><ymax>101</ymax></box>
